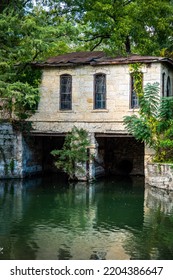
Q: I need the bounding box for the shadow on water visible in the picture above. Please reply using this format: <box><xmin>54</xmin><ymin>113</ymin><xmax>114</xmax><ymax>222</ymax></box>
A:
<box><xmin>0</xmin><ymin>174</ymin><xmax>173</xmax><ymax>259</ymax></box>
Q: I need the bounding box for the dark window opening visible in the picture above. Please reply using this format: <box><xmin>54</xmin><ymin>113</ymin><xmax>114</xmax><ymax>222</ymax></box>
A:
<box><xmin>94</xmin><ymin>73</ymin><xmax>106</xmax><ymax>109</ymax></box>
<box><xmin>166</xmin><ymin>76</ymin><xmax>171</xmax><ymax>97</ymax></box>
<box><xmin>60</xmin><ymin>74</ymin><xmax>72</xmax><ymax>110</ymax></box>
<box><xmin>162</xmin><ymin>72</ymin><xmax>165</xmax><ymax>97</ymax></box>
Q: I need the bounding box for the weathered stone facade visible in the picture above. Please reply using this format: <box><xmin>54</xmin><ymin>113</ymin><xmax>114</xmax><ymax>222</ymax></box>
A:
<box><xmin>0</xmin><ymin>122</ymin><xmax>23</xmax><ymax>178</ymax></box>
<box><xmin>1</xmin><ymin>52</ymin><xmax>173</xmax><ymax>180</ymax></box>
<box><xmin>31</xmin><ymin>62</ymin><xmax>162</xmax><ymax>132</ymax></box>
<box><xmin>146</xmin><ymin>163</ymin><xmax>173</xmax><ymax>190</ymax></box>
<box><xmin>145</xmin><ymin>184</ymin><xmax>173</xmax><ymax>213</ymax></box>
<box><xmin>0</xmin><ymin>122</ymin><xmax>43</xmax><ymax>179</ymax></box>
<box><xmin>29</xmin><ymin>52</ymin><xmax>173</xmax><ymax>180</ymax></box>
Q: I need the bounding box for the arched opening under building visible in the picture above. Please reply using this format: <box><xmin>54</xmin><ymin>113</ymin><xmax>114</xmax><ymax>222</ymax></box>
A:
<box><xmin>22</xmin><ymin>133</ymin><xmax>144</xmax><ymax>178</ymax></box>
<box><xmin>118</xmin><ymin>159</ymin><xmax>133</xmax><ymax>175</ymax></box>
<box><xmin>95</xmin><ymin>135</ymin><xmax>144</xmax><ymax>176</ymax></box>
<box><xmin>22</xmin><ymin>133</ymin><xmax>65</xmax><ymax>177</ymax></box>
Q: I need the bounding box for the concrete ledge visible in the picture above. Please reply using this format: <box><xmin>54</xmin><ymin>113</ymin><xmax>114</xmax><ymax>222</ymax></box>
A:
<box><xmin>146</xmin><ymin>163</ymin><xmax>173</xmax><ymax>190</ymax></box>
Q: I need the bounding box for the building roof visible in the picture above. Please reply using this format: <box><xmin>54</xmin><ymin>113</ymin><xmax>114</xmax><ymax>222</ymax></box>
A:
<box><xmin>46</xmin><ymin>51</ymin><xmax>104</xmax><ymax>64</ymax></box>
<box><xmin>34</xmin><ymin>51</ymin><xmax>173</xmax><ymax>67</ymax></box>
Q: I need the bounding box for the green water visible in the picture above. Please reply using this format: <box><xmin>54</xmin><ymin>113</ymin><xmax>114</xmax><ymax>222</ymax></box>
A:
<box><xmin>0</xmin><ymin>175</ymin><xmax>173</xmax><ymax>260</ymax></box>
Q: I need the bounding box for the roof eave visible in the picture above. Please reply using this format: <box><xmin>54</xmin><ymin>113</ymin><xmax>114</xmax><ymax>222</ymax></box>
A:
<box><xmin>91</xmin><ymin>58</ymin><xmax>171</xmax><ymax>66</ymax></box>
<box><xmin>32</xmin><ymin>57</ymin><xmax>173</xmax><ymax>68</ymax></box>
<box><xmin>32</xmin><ymin>62</ymin><xmax>91</xmax><ymax>67</ymax></box>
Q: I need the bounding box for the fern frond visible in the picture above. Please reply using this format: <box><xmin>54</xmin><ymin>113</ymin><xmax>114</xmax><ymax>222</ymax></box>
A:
<box><xmin>159</xmin><ymin>96</ymin><xmax>173</xmax><ymax>121</ymax></box>
<box><xmin>124</xmin><ymin>115</ymin><xmax>152</xmax><ymax>145</ymax></box>
<box><xmin>140</xmin><ymin>82</ymin><xmax>160</xmax><ymax>118</ymax></box>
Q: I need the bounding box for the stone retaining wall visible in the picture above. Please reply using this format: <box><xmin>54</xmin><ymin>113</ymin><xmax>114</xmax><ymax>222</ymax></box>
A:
<box><xmin>146</xmin><ymin>163</ymin><xmax>173</xmax><ymax>190</ymax></box>
<box><xmin>0</xmin><ymin>122</ymin><xmax>42</xmax><ymax>179</ymax></box>
<box><xmin>0</xmin><ymin>122</ymin><xmax>23</xmax><ymax>178</ymax></box>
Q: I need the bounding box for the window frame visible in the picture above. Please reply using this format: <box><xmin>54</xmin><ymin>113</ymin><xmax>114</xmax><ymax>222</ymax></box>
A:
<box><xmin>60</xmin><ymin>74</ymin><xmax>72</xmax><ymax>110</ymax></box>
<box><xmin>94</xmin><ymin>73</ymin><xmax>106</xmax><ymax>110</ymax></box>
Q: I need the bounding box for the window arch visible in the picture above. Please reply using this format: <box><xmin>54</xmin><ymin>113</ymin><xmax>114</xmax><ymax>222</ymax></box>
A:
<box><xmin>60</xmin><ymin>74</ymin><xmax>72</xmax><ymax>110</ymax></box>
<box><xmin>94</xmin><ymin>73</ymin><xmax>106</xmax><ymax>109</ymax></box>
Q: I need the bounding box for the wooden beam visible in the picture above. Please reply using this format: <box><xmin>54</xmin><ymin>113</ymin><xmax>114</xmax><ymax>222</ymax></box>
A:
<box><xmin>95</xmin><ymin>133</ymin><xmax>133</xmax><ymax>138</ymax></box>
<box><xmin>30</xmin><ymin>131</ymin><xmax>66</xmax><ymax>137</ymax></box>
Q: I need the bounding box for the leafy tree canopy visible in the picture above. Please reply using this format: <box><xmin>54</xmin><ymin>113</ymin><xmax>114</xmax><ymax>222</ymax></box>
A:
<box><xmin>40</xmin><ymin>0</ymin><xmax>173</xmax><ymax>56</ymax></box>
<box><xmin>1</xmin><ymin>0</ymin><xmax>173</xmax><ymax>121</ymax></box>
<box><xmin>0</xmin><ymin>1</ymin><xmax>79</xmax><ymax>120</ymax></box>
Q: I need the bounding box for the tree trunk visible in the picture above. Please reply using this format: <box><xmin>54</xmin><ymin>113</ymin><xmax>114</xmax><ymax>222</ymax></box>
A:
<box><xmin>125</xmin><ymin>36</ymin><xmax>131</xmax><ymax>54</ymax></box>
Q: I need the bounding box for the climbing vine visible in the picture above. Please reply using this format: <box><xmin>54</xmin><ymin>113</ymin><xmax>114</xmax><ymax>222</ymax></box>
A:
<box><xmin>129</xmin><ymin>63</ymin><xmax>143</xmax><ymax>100</ymax></box>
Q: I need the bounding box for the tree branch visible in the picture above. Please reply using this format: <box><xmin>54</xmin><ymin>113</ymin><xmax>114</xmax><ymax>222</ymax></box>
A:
<box><xmin>80</xmin><ymin>33</ymin><xmax>111</xmax><ymax>43</ymax></box>
<box><xmin>90</xmin><ymin>37</ymin><xmax>104</xmax><ymax>51</ymax></box>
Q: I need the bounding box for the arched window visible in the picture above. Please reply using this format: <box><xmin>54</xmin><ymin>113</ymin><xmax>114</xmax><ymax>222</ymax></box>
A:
<box><xmin>60</xmin><ymin>74</ymin><xmax>72</xmax><ymax>110</ymax></box>
<box><xmin>94</xmin><ymin>73</ymin><xmax>106</xmax><ymax>109</ymax></box>
<box><xmin>166</xmin><ymin>76</ymin><xmax>171</xmax><ymax>97</ymax></box>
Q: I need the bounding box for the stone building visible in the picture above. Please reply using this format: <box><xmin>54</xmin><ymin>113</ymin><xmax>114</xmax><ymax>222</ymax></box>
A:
<box><xmin>1</xmin><ymin>51</ymin><xmax>173</xmax><ymax>179</ymax></box>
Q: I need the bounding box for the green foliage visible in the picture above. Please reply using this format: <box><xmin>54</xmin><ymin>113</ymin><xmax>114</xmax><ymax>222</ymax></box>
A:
<box><xmin>129</xmin><ymin>63</ymin><xmax>143</xmax><ymax>99</ymax></box>
<box><xmin>57</xmin><ymin>0</ymin><xmax>173</xmax><ymax>55</ymax></box>
<box><xmin>0</xmin><ymin>0</ymin><xmax>30</xmax><ymax>13</ymax></box>
<box><xmin>6</xmin><ymin>82</ymin><xmax>40</xmax><ymax>119</ymax></box>
<box><xmin>158</xmin><ymin>97</ymin><xmax>173</xmax><ymax>120</ymax></box>
<box><xmin>51</xmin><ymin>126</ymin><xmax>90</xmax><ymax>180</ymax></box>
<box><xmin>123</xmin><ymin>115</ymin><xmax>152</xmax><ymax>145</ymax></box>
<box><xmin>124</xmin><ymin>76</ymin><xmax>173</xmax><ymax>163</ymax></box>
<box><xmin>139</xmin><ymin>83</ymin><xmax>160</xmax><ymax>118</ymax></box>
<box><xmin>0</xmin><ymin>4</ymin><xmax>78</xmax><ymax>121</ymax></box>
<box><xmin>1</xmin><ymin>0</ymin><xmax>173</xmax><ymax>58</ymax></box>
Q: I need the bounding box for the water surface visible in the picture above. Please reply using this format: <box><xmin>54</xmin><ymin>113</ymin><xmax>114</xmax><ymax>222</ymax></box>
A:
<box><xmin>0</xmin><ymin>175</ymin><xmax>173</xmax><ymax>260</ymax></box>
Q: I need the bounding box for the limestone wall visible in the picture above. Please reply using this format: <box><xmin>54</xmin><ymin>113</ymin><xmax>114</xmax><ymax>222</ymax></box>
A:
<box><xmin>31</xmin><ymin>62</ymin><xmax>161</xmax><ymax>134</ymax></box>
<box><xmin>0</xmin><ymin>123</ymin><xmax>43</xmax><ymax>179</ymax></box>
<box><xmin>0</xmin><ymin>62</ymin><xmax>169</xmax><ymax>179</ymax></box>
<box><xmin>146</xmin><ymin>163</ymin><xmax>173</xmax><ymax>190</ymax></box>
<box><xmin>28</xmin><ymin>62</ymin><xmax>163</xmax><ymax>180</ymax></box>
<box><xmin>145</xmin><ymin>185</ymin><xmax>173</xmax><ymax>214</ymax></box>
<box><xmin>0</xmin><ymin>122</ymin><xmax>23</xmax><ymax>178</ymax></box>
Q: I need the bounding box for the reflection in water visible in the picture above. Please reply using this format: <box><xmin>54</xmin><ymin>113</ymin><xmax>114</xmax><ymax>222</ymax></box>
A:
<box><xmin>0</xmin><ymin>176</ymin><xmax>173</xmax><ymax>260</ymax></box>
